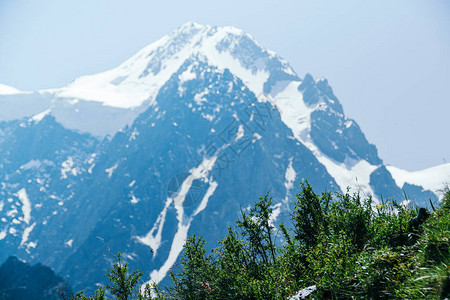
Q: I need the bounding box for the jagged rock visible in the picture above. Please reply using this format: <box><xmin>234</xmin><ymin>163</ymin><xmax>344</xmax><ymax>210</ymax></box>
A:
<box><xmin>289</xmin><ymin>285</ymin><xmax>317</xmax><ymax>299</ymax></box>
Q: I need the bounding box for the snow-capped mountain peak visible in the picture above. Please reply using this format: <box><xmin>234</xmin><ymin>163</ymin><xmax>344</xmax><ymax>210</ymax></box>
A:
<box><xmin>1</xmin><ymin>22</ymin><xmax>448</xmax><ymax>294</ymax></box>
<box><xmin>55</xmin><ymin>22</ymin><xmax>297</xmax><ymax>109</ymax></box>
<box><xmin>0</xmin><ymin>22</ymin><xmax>298</xmax><ymax>137</ymax></box>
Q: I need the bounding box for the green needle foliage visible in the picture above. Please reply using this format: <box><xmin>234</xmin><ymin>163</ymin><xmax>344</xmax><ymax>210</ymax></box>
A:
<box><xmin>164</xmin><ymin>181</ymin><xmax>449</xmax><ymax>299</ymax></box>
<box><xmin>106</xmin><ymin>253</ymin><xmax>143</xmax><ymax>300</ymax></box>
<box><xmin>64</xmin><ymin>253</ymin><xmax>158</xmax><ymax>300</ymax></box>
<box><xmin>71</xmin><ymin>182</ymin><xmax>449</xmax><ymax>299</ymax></box>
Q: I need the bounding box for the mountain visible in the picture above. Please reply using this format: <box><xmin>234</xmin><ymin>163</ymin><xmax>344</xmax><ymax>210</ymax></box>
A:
<box><xmin>0</xmin><ymin>256</ymin><xmax>72</xmax><ymax>299</ymax></box>
<box><xmin>0</xmin><ymin>22</ymin><xmax>449</xmax><ymax>293</ymax></box>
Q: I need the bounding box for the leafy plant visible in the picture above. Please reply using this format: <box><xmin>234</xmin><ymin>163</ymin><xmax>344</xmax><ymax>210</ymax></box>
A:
<box><xmin>70</xmin><ymin>183</ymin><xmax>449</xmax><ymax>299</ymax></box>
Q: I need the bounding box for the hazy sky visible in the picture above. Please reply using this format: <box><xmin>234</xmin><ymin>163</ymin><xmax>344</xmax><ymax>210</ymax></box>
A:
<box><xmin>1</xmin><ymin>0</ymin><xmax>449</xmax><ymax>171</ymax></box>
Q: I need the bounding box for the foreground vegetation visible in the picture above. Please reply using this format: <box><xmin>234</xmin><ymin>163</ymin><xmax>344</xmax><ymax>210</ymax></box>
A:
<box><xmin>68</xmin><ymin>181</ymin><xmax>449</xmax><ymax>299</ymax></box>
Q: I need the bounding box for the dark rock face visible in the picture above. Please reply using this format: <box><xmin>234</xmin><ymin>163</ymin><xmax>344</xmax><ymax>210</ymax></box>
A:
<box><xmin>298</xmin><ymin>73</ymin><xmax>320</xmax><ymax>106</ymax></box>
<box><xmin>402</xmin><ymin>183</ymin><xmax>438</xmax><ymax>206</ymax></box>
<box><xmin>370</xmin><ymin>166</ymin><xmax>404</xmax><ymax>201</ymax></box>
<box><xmin>300</xmin><ymin>74</ymin><xmax>382</xmax><ymax>166</ymax></box>
<box><xmin>0</xmin><ymin>256</ymin><xmax>72</xmax><ymax>300</ymax></box>
<box><xmin>58</xmin><ymin>59</ymin><xmax>340</xmax><ymax>293</ymax></box>
<box><xmin>370</xmin><ymin>166</ymin><xmax>437</xmax><ymax>206</ymax></box>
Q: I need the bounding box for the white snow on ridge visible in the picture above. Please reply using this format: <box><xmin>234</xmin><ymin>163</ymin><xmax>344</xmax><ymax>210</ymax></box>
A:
<box><xmin>29</xmin><ymin>109</ymin><xmax>51</xmax><ymax>123</ymax></box>
<box><xmin>0</xmin><ymin>23</ymin><xmax>289</xmax><ymax>137</ymax></box>
<box><xmin>54</xmin><ymin>29</ymin><xmax>197</xmax><ymax>109</ymax></box>
<box><xmin>273</xmin><ymin>81</ymin><xmax>379</xmax><ymax>198</ymax></box>
<box><xmin>387</xmin><ymin>163</ymin><xmax>450</xmax><ymax>198</ymax></box>
<box><xmin>54</xmin><ymin>22</ymin><xmax>271</xmax><ymax>109</ymax></box>
<box><xmin>313</xmin><ymin>147</ymin><xmax>378</xmax><ymax>199</ymax></box>
<box><xmin>273</xmin><ymin>81</ymin><xmax>312</xmax><ymax>141</ymax></box>
<box><xmin>273</xmin><ymin>76</ymin><xmax>448</xmax><ymax>200</ymax></box>
<box><xmin>0</xmin><ymin>83</ymin><xmax>21</xmax><ymax>95</ymax></box>
<box><xmin>198</xmin><ymin>32</ymin><xmax>270</xmax><ymax>95</ymax></box>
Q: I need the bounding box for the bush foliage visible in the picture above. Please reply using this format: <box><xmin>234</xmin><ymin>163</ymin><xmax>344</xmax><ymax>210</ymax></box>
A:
<box><xmin>72</xmin><ymin>181</ymin><xmax>449</xmax><ymax>299</ymax></box>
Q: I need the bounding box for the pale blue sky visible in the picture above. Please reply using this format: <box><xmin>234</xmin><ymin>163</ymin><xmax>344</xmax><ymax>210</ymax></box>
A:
<box><xmin>1</xmin><ymin>0</ymin><xmax>449</xmax><ymax>171</ymax></box>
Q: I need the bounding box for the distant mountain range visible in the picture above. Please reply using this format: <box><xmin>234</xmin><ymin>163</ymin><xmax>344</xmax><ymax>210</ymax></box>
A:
<box><xmin>0</xmin><ymin>22</ymin><xmax>448</xmax><ymax>293</ymax></box>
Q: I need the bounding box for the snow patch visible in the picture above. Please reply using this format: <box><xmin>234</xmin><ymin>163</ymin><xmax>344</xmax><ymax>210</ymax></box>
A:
<box><xmin>284</xmin><ymin>158</ymin><xmax>296</xmax><ymax>191</ymax></box>
<box><xmin>387</xmin><ymin>163</ymin><xmax>450</xmax><ymax>198</ymax></box>
<box><xmin>66</xmin><ymin>239</ymin><xmax>74</xmax><ymax>247</ymax></box>
<box><xmin>131</xmin><ymin>194</ymin><xmax>139</xmax><ymax>204</ymax></box>
<box><xmin>20</xmin><ymin>160</ymin><xmax>42</xmax><ymax>170</ymax></box>
<box><xmin>0</xmin><ymin>83</ymin><xmax>21</xmax><ymax>95</ymax></box>
<box><xmin>6</xmin><ymin>208</ymin><xmax>18</xmax><ymax>217</ymax></box>
<box><xmin>235</xmin><ymin>125</ymin><xmax>245</xmax><ymax>141</ymax></box>
<box><xmin>61</xmin><ymin>157</ymin><xmax>79</xmax><ymax>179</ymax></box>
<box><xmin>17</xmin><ymin>188</ymin><xmax>31</xmax><ymax>224</ymax></box>
<box><xmin>273</xmin><ymin>81</ymin><xmax>312</xmax><ymax>141</ymax></box>
<box><xmin>194</xmin><ymin>90</ymin><xmax>209</xmax><ymax>105</ymax></box>
<box><xmin>142</xmin><ymin>156</ymin><xmax>218</xmax><ymax>289</ymax></box>
<box><xmin>105</xmin><ymin>163</ymin><xmax>118</xmax><ymax>178</ymax></box>
<box><xmin>20</xmin><ymin>222</ymin><xmax>36</xmax><ymax>247</ymax></box>
<box><xmin>29</xmin><ymin>109</ymin><xmax>51</xmax><ymax>123</ymax></box>
<box><xmin>137</xmin><ymin>196</ymin><xmax>172</xmax><ymax>256</ymax></box>
<box><xmin>311</xmin><ymin>144</ymin><xmax>378</xmax><ymax>199</ymax></box>
<box><xmin>129</xmin><ymin>127</ymin><xmax>139</xmax><ymax>141</ymax></box>
<box><xmin>178</xmin><ymin>65</ymin><xmax>197</xmax><ymax>84</ymax></box>
<box><xmin>198</xmin><ymin>29</ymin><xmax>270</xmax><ymax>95</ymax></box>
<box><xmin>201</xmin><ymin>113</ymin><xmax>214</xmax><ymax>121</ymax></box>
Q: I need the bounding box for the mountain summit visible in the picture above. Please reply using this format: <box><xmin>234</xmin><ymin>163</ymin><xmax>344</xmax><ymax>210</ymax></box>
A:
<box><xmin>0</xmin><ymin>22</ymin><xmax>448</xmax><ymax>292</ymax></box>
<box><xmin>58</xmin><ymin>22</ymin><xmax>297</xmax><ymax>109</ymax></box>
<box><xmin>0</xmin><ymin>22</ymin><xmax>297</xmax><ymax>136</ymax></box>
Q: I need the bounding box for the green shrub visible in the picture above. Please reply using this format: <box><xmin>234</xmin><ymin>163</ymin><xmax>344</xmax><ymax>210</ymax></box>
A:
<box><xmin>71</xmin><ymin>183</ymin><xmax>449</xmax><ymax>299</ymax></box>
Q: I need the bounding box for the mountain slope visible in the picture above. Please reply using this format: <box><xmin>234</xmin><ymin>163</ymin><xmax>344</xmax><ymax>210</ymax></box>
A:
<box><xmin>0</xmin><ymin>22</ymin><xmax>447</xmax><ymax>292</ymax></box>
